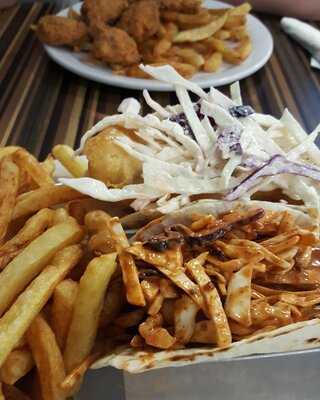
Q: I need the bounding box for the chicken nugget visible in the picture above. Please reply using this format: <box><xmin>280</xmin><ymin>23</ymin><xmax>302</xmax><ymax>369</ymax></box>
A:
<box><xmin>92</xmin><ymin>26</ymin><xmax>140</xmax><ymax>65</ymax></box>
<box><xmin>36</xmin><ymin>15</ymin><xmax>88</xmax><ymax>46</ymax></box>
<box><xmin>118</xmin><ymin>0</ymin><xmax>160</xmax><ymax>43</ymax></box>
<box><xmin>82</xmin><ymin>0</ymin><xmax>128</xmax><ymax>27</ymax></box>
<box><xmin>160</xmin><ymin>0</ymin><xmax>202</xmax><ymax>14</ymax></box>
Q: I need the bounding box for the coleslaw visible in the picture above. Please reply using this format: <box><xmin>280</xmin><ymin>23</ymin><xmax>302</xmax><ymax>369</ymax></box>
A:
<box><xmin>59</xmin><ymin>64</ymin><xmax>320</xmax><ymax>217</ymax></box>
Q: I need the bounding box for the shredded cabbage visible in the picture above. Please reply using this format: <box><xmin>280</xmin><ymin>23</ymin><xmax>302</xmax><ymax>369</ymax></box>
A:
<box><xmin>55</xmin><ymin>64</ymin><xmax>320</xmax><ymax>215</ymax></box>
<box><xmin>118</xmin><ymin>98</ymin><xmax>141</xmax><ymax>115</ymax></box>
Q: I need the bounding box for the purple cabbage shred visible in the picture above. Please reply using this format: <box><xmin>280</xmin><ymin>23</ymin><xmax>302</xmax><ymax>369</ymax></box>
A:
<box><xmin>169</xmin><ymin>102</ymin><xmax>216</xmax><ymax>142</ymax></box>
<box><xmin>229</xmin><ymin>105</ymin><xmax>254</xmax><ymax>118</ymax></box>
<box><xmin>226</xmin><ymin>154</ymin><xmax>320</xmax><ymax>201</ymax></box>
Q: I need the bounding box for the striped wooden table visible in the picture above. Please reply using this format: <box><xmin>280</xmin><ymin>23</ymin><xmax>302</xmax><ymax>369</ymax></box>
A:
<box><xmin>2</xmin><ymin>2</ymin><xmax>320</xmax><ymax>400</ymax></box>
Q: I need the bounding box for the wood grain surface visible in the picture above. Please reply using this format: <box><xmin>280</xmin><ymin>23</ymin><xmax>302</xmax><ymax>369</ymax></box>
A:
<box><xmin>0</xmin><ymin>1</ymin><xmax>320</xmax><ymax>162</ymax></box>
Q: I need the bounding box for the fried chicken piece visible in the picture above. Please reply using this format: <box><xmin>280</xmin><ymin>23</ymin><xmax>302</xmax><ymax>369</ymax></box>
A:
<box><xmin>92</xmin><ymin>26</ymin><xmax>140</xmax><ymax>65</ymax></box>
<box><xmin>36</xmin><ymin>15</ymin><xmax>88</xmax><ymax>46</ymax></box>
<box><xmin>117</xmin><ymin>0</ymin><xmax>160</xmax><ymax>43</ymax></box>
<box><xmin>82</xmin><ymin>0</ymin><xmax>128</xmax><ymax>28</ymax></box>
<box><xmin>159</xmin><ymin>0</ymin><xmax>202</xmax><ymax>14</ymax></box>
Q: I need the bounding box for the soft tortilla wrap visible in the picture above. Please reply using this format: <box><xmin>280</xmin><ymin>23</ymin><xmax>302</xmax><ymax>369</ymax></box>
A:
<box><xmin>94</xmin><ymin>319</ymin><xmax>320</xmax><ymax>373</ymax></box>
<box><xmin>93</xmin><ymin>199</ymin><xmax>320</xmax><ymax>373</ymax></box>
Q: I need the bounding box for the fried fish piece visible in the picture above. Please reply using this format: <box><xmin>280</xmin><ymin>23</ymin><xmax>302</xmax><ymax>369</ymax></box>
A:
<box><xmin>36</xmin><ymin>15</ymin><xmax>88</xmax><ymax>46</ymax></box>
<box><xmin>83</xmin><ymin>126</ymin><xmax>142</xmax><ymax>187</ymax></box>
<box><xmin>82</xmin><ymin>0</ymin><xmax>128</xmax><ymax>32</ymax></box>
<box><xmin>159</xmin><ymin>0</ymin><xmax>202</xmax><ymax>14</ymax></box>
<box><xmin>118</xmin><ymin>0</ymin><xmax>160</xmax><ymax>43</ymax></box>
<box><xmin>92</xmin><ymin>26</ymin><xmax>140</xmax><ymax>65</ymax></box>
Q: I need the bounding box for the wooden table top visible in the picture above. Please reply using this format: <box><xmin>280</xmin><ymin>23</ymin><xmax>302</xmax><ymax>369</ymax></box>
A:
<box><xmin>1</xmin><ymin>2</ymin><xmax>320</xmax><ymax>161</ymax></box>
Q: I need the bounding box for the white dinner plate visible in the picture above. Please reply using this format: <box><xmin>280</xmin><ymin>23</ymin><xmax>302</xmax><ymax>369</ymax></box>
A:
<box><xmin>43</xmin><ymin>0</ymin><xmax>273</xmax><ymax>91</ymax></box>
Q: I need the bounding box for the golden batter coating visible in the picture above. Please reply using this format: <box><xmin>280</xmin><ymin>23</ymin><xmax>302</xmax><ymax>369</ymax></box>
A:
<box><xmin>36</xmin><ymin>15</ymin><xmax>88</xmax><ymax>46</ymax></box>
<box><xmin>118</xmin><ymin>0</ymin><xmax>160</xmax><ymax>43</ymax></box>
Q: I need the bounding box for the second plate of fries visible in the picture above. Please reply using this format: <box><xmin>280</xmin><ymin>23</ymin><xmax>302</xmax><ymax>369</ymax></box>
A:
<box><xmin>42</xmin><ymin>0</ymin><xmax>273</xmax><ymax>90</ymax></box>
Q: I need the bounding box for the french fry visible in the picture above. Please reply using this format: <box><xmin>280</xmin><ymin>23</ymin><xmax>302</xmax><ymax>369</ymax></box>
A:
<box><xmin>172</xmin><ymin>47</ymin><xmax>204</xmax><ymax>67</ymax></box>
<box><xmin>0</xmin><ymin>156</ymin><xmax>19</xmax><ymax>242</ymax></box>
<box><xmin>228</xmin><ymin>2</ymin><xmax>252</xmax><ymax>16</ymax></box>
<box><xmin>53</xmin><ymin>208</ymin><xmax>70</xmax><ymax>225</ymax></box>
<box><xmin>0</xmin><ymin>219</ymin><xmax>83</xmax><ymax>316</ymax></box>
<box><xmin>166</xmin><ymin>61</ymin><xmax>197</xmax><ymax>77</ymax></box>
<box><xmin>223</xmin><ymin>37</ymin><xmax>252</xmax><ymax>65</ymax></box>
<box><xmin>0</xmin><ymin>348</ymin><xmax>34</xmax><ymax>384</ymax></box>
<box><xmin>0</xmin><ymin>383</ymin><xmax>4</xmax><ymax>400</ymax></box>
<box><xmin>189</xmin><ymin>41</ymin><xmax>208</xmax><ymax>54</ymax></box>
<box><xmin>186</xmin><ymin>253</ymin><xmax>232</xmax><ymax>347</ymax></box>
<box><xmin>13</xmin><ymin>149</ymin><xmax>54</xmax><ymax>187</ymax></box>
<box><xmin>173</xmin><ymin>12</ymin><xmax>228</xmax><ymax>42</ymax></box>
<box><xmin>52</xmin><ymin>145</ymin><xmax>87</xmax><ymax>178</ymax></box>
<box><xmin>67</xmin><ymin>198</ymin><xmax>129</xmax><ymax>225</ymax></box>
<box><xmin>2</xmin><ymin>383</ymin><xmax>31</xmax><ymax>400</ymax></box>
<box><xmin>64</xmin><ymin>253</ymin><xmax>117</xmax><ymax>372</ymax></box>
<box><xmin>229</xmin><ymin>26</ymin><xmax>248</xmax><ymax>41</ymax></box>
<box><xmin>224</xmin><ymin>14</ymin><xmax>246</xmax><ymax>29</ymax></box>
<box><xmin>236</xmin><ymin>36</ymin><xmax>252</xmax><ymax>60</ymax></box>
<box><xmin>84</xmin><ymin>210</ymin><xmax>111</xmax><ymax>232</ymax></box>
<box><xmin>162</xmin><ymin>10</ymin><xmax>212</xmax><ymax>29</ymax></box>
<box><xmin>164</xmin><ymin>22</ymin><xmax>178</xmax><ymax>39</ymax></box>
<box><xmin>0</xmin><ymin>245</ymin><xmax>82</xmax><ymax>367</ymax></box>
<box><xmin>27</xmin><ymin>315</ymin><xmax>66</xmax><ymax>400</ymax></box>
<box><xmin>161</xmin><ymin>10</ymin><xmax>181</xmax><ymax>22</ymax></box>
<box><xmin>88</xmin><ymin>230</ymin><xmax>115</xmax><ymax>254</ymax></box>
<box><xmin>153</xmin><ymin>38</ymin><xmax>172</xmax><ymax>57</ymax></box>
<box><xmin>51</xmin><ymin>279</ymin><xmax>78</xmax><ymax>351</ymax></box>
<box><xmin>204</xmin><ymin>37</ymin><xmax>226</xmax><ymax>52</ymax></box>
<box><xmin>41</xmin><ymin>155</ymin><xmax>55</xmax><ymax>177</ymax></box>
<box><xmin>214</xmin><ymin>29</ymin><xmax>231</xmax><ymax>40</ymax></box>
<box><xmin>203</xmin><ymin>52</ymin><xmax>222</xmax><ymax>72</ymax></box>
<box><xmin>0</xmin><ymin>208</ymin><xmax>55</xmax><ymax>270</ymax></box>
<box><xmin>13</xmin><ymin>185</ymin><xmax>86</xmax><ymax>220</ymax></box>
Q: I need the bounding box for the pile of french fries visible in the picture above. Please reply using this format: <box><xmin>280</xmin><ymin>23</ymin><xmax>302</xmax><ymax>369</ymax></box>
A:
<box><xmin>0</xmin><ymin>146</ymin><xmax>123</xmax><ymax>398</ymax></box>
<box><xmin>115</xmin><ymin>3</ymin><xmax>253</xmax><ymax>78</ymax></box>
